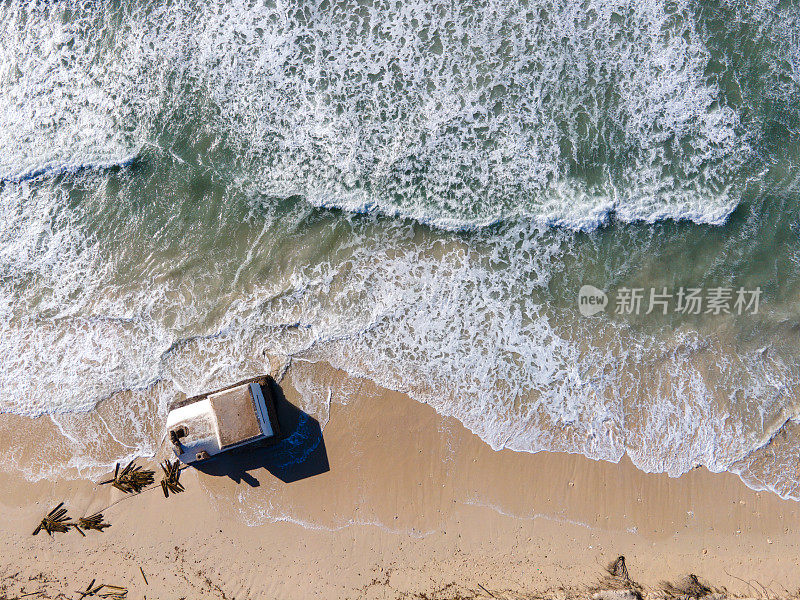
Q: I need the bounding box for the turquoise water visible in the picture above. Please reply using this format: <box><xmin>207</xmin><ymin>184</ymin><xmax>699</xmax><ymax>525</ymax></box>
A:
<box><xmin>2</xmin><ymin>0</ymin><xmax>800</xmax><ymax>498</ymax></box>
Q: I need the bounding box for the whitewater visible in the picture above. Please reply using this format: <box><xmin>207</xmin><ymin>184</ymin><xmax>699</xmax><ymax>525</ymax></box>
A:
<box><xmin>2</xmin><ymin>0</ymin><xmax>800</xmax><ymax>501</ymax></box>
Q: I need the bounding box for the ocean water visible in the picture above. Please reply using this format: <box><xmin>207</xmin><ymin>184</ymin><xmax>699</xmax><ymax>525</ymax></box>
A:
<box><xmin>2</xmin><ymin>0</ymin><xmax>800</xmax><ymax>499</ymax></box>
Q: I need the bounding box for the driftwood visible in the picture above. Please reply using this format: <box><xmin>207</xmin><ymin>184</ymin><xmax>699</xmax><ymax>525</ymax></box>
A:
<box><xmin>77</xmin><ymin>580</ymin><xmax>127</xmax><ymax>599</ymax></box>
<box><xmin>77</xmin><ymin>512</ymin><xmax>111</xmax><ymax>534</ymax></box>
<box><xmin>100</xmin><ymin>460</ymin><xmax>155</xmax><ymax>494</ymax></box>
<box><xmin>77</xmin><ymin>580</ymin><xmax>103</xmax><ymax>599</ymax></box>
<box><xmin>97</xmin><ymin>584</ymin><xmax>128</xmax><ymax>599</ymax></box>
<box><xmin>13</xmin><ymin>590</ymin><xmax>45</xmax><ymax>598</ymax></box>
<box><xmin>32</xmin><ymin>503</ymin><xmax>74</xmax><ymax>536</ymax></box>
<box><xmin>160</xmin><ymin>459</ymin><xmax>185</xmax><ymax>498</ymax></box>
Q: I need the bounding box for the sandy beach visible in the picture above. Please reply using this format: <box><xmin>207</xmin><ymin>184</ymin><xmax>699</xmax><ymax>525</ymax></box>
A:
<box><xmin>2</xmin><ymin>361</ymin><xmax>799</xmax><ymax>600</ymax></box>
<box><xmin>5</xmin><ymin>2</ymin><xmax>800</xmax><ymax>598</ymax></box>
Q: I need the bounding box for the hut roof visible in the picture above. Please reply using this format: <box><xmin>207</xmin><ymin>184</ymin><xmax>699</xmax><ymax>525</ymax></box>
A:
<box><xmin>209</xmin><ymin>384</ymin><xmax>264</xmax><ymax>448</ymax></box>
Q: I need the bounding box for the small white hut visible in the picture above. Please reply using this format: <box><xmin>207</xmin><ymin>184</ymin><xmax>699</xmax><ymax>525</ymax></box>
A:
<box><xmin>166</xmin><ymin>376</ymin><xmax>281</xmax><ymax>464</ymax></box>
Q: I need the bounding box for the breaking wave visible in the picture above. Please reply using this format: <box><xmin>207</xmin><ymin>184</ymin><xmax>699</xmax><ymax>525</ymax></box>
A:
<box><xmin>1</xmin><ymin>0</ymin><xmax>800</xmax><ymax>505</ymax></box>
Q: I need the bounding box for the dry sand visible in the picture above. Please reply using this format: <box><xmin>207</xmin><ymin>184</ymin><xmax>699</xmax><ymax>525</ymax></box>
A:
<box><xmin>2</xmin><ymin>361</ymin><xmax>800</xmax><ymax>599</ymax></box>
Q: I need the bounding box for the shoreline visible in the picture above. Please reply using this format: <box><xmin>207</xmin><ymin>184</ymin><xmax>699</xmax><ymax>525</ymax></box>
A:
<box><xmin>2</xmin><ymin>361</ymin><xmax>800</xmax><ymax>599</ymax></box>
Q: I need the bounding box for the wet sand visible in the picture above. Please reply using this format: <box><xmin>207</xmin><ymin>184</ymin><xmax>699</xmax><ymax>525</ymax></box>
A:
<box><xmin>1</xmin><ymin>362</ymin><xmax>799</xmax><ymax>599</ymax></box>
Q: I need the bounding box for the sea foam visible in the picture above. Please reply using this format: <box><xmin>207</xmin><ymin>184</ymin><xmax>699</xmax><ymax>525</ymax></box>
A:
<box><xmin>1</xmin><ymin>0</ymin><xmax>800</xmax><ymax>506</ymax></box>
<box><xmin>1</xmin><ymin>0</ymin><xmax>758</xmax><ymax>228</ymax></box>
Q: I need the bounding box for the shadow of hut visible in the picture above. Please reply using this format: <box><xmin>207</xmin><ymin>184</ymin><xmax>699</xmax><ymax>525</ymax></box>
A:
<box><xmin>193</xmin><ymin>377</ymin><xmax>330</xmax><ymax>486</ymax></box>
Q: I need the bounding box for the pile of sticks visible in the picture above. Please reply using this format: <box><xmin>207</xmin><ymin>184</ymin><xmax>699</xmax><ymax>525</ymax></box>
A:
<box><xmin>32</xmin><ymin>504</ymin><xmax>112</xmax><ymax>536</ymax></box>
<box><xmin>32</xmin><ymin>502</ymin><xmax>71</xmax><ymax>536</ymax></box>
<box><xmin>34</xmin><ymin>458</ymin><xmax>185</xmax><ymax>539</ymax></box>
<box><xmin>160</xmin><ymin>459</ymin><xmax>185</xmax><ymax>497</ymax></box>
<box><xmin>100</xmin><ymin>460</ymin><xmax>155</xmax><ymax>494</ymax></box>
<box><xmin>76</xmin><ymin>512</ymin><xmax>111</xmax><ymax>535</ymax></box>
